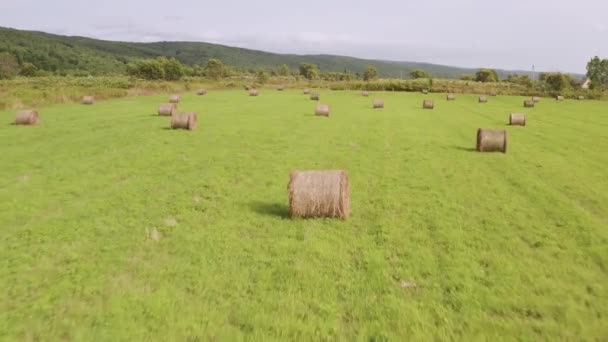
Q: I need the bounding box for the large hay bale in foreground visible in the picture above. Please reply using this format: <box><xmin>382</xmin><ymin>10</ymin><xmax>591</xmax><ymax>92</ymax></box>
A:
<box><xmin>303</xmin><ymin>88</ymin><xmax>311</xmax><ymax>94</ymax></box>
<box><xmin>447</xmin><ymin>94</ymin><xmax>456</xmax><ymax>101</ymax></box>
<box><xmin>578</xmin><ymin>95</ymin><xmax>585</xmax><ymax>100</ymax></box>
<box><xmin>288</xmin><ymin>170</ymin><xmax>350</xmax><ymax>219</ymax></box>
<box><xmin>197</xmin><ymin>88</ymin><xmax>208</xmax><ymax>95</ymax></box>
<box><xmin>315</xmin><ymin>104</ymin><xmax>330</xmax><ymax>117</ymax></box>
<box><xmin>249</xmin><ymin>89</ymin><xmax>259</xmax><ymax>96</ymax></box>
<box><xmin>169</xmin><ymin>95</ymin><xmax>180</xmax><ymax>103</ymax></box>
<box><xmin>479</xmin><ymin>96</ymin><xmax>488</xmax><ymax>103</ymax></box>
<box><xmin>476</xmin><ymin>129</ymin><xmax>507</xmax><ymax>153</ymax></box>
<box><xmin>373</xmin><ymin>99</ymin><xmax>384</xmax><ymax>108</ymax></box>
<box><xmin>171</xmin><ymin>112</ymin><xmax>198</xmax><ymax>130</ymax></box>
<box><xmin>556</xmin><ymin>95</ymin><xmax>565</xmax><ymax>101</ymax></box>
<box><xmin>82</xmin><ymin>96</ymin><xmax>95</xmax><ymax>105</ymax></box>
<box><xmin>523</xmin><ymin>100</ymin><xmax>535</xmax><ymax>108</ymax></box>
<box><xmin>15</xmin><ymin>110</ymin><xmax>40</xmax><ymax>125</ymax></box>
<box><xmin>158</xmin><ymin>103</ymin><xmax>177</xmax><ymax>116</ymax></box>
<box><xmin>310</xmin><ymin>93</ymin><xmax>320</xmax><ymax>101</ymax></box>
<box><xmin>361</xmin><ymin>91</ymin><xmax>369</xmax><ymax>97</ymax></box>
<box><xmin>509</xmin><ymin>113</ymin><xmax>526</xmax><ymax>126</ymax></box>
<box><xmin>532</xmin><ymin>96</ymin><xmax>541</xmax><ymax>103</ymax></box>
<box><xmin>423</xmin><ymin>100</ymin><xmax>434</xmax><ymax>109</ymax></box>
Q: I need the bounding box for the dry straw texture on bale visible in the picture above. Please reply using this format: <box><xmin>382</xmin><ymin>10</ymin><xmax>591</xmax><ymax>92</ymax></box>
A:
<box><xmin>477</xmin><ymin>129</ymin><xmax>507</xmax><ymax>153</ymax></box>
<box><xmin>361</xmin><ymin>91</ymin><xmax>369</xmax><ymax>97</ymax></box>
<box><xmin>171</xmin><ymin>112</ymin><xmax>198</xmax><ymax>131</ymax></box>
<box><xmin>303</xmin><ymin>88</ymin><xmax>311</xmax><ymax>94</ymax></box>
<box><xmin>532</xmin><ymin>96</ymin><xmax>541</xmax><ymax>103</ymax></box>
<box><xmin>447</xmin><ymin>94</ymin><xmax>456</xmax><ymax>101</ymax></box>
<box><xmin>197</xmin><ymin>89</ymin><xmax>208</xmax><ymax>95</ymax></box>
<box><xmin>423</xmin><ymin>100</ymin><xmax>434</xmax><ymax>109</ymax></box>
<box><xmin>158</xmin><ymin>103</ymin><xmax>177</xmax><ymax>116</ymax></box>
<box><xmin>373</xmin><ymin>99</ymin><xmax>385</xmax><ymax>108</ymax></box>
<box><xmin>169</xmin><ymin>95</ymin><xmax>180</xmax><ymax>103</ymax></box>
<box><xmin>556</xmin><ymin>95</ymin><xmax>565</xmax><ymax>101</ymax></box>
<box><xmin>315</xmin><ymin>104</ymin><xmax>330</xmax><ymax>117</ymax></box>
<box><xmin>509</xmin><ymin>113</ymin><xmax>526</xmax><ymax>126</ymax></box>
<box><xmin>15</xmin><ymin>110</ymin><xmax>39</xmax><ymax>125</ymax></box>
<box><xmin>578</xmin><ymin>95</ymin><xmax>585</xmax><ymax>100</ymax></box>
<box><xmin>82</xmin><ymin>96</ymin><xmax>95</xmax><ymax>105</ymax></box>
<box><xmin>249</xmin><ymin>89</ymin><xmax>259</xmax><ymax>96</ymax></box>
<box><xmin>310</xmin><ymin>93</ymin><xmax>320</xmax><ymax>101</ymax></box>
<box><xmin>288</xmin><ymin>170</ymin><xmax>350</xmax><ymax>219</ymax></box>
<box><xmin>479</xmin><ymin>96</ymin><xmax>488</xmax><ymax>103</ymax></box>
<box><xmin>524</xmin><ymin>100</ymin><xmax>535</xmax><ymax>108</ymax></box>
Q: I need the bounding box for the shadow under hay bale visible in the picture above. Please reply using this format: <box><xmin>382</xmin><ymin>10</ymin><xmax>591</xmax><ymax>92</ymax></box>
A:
<box><xmin>477</xmin><ymin>129</ymin><xmax>507</xmax><ymax>153</ymax></box>
<box><xmin>15</xmin><ymin>110</ymin><xmax>40</xmax><ymax>125</ymax></box>
<box><xmin>197</xmin><ymin>88</ymin><xmax>208</xmax><ymax>95</ymax></box>
<box><xmin>524</xmin><ymin>100</ymin><xmax>535</xmax><ymax>108</ymax></box>
<box><xmin>310</xmin><ymin>93</ymin><xmax>320</xmax><ymax>101</ymax></box>
<box><xmin>509</xmin><ymin>113</ymin><xmax>526</xmax><ymax>126</ymax></box>
<box><xmin>479</xmin><ymin>96</ymin><xmax>488</xmax><ymax>103</ymax></box>
<box><xmin>361</xmin><ymin>91</ymin><xmax>369</xmax><ymax>97</ymax></box>
<box><xmin>171</xmin><ymin>112</ymin><xmax>198</xmax><ymax>131</ymax></box>
<box><xmin>82</xmin><ymin>96</ymin><xmax>95</xmax><ymax>105</ymax></box>
<box><xmin>288</xmin><ymin>170</ymin><xmax>350</xmax><ymax>219</ymax></box>
<box><xmin>169</xmin><ymin>95</ymin><xmax>180</xmax><ymax>103</ymax></box>
<box><xmin>447</xmin><ymin>94</ymin><xmax>456</xmax><ymax>101</ymax></box>
<box><xmin>423</xmin><ymin>100</ymin><xmax>434</xmax><ymax>109</ymax></box>
<box><xmin>315</xmin><ymin>104</ymin><xmax>330</xmax><ymax>117</ymax></box>
<box><xmin>556</xmin><ymin>95</ymin><xmax>565</xmax><ymax>101</ymax></box>
<box><xmin>248</xmin><ymin>201</ymin><xmax>290</xmax><ymax>218</ymax></box>
<box><xmin>158</xmin><ymin>103</ymin><xmax>177</xmax><ymax>116</ymax></box>
<box><xmin>249</xmin><ymin>89</ymin><xmax>259</xmax><ymax>96</ymax></box>
<box><xmin>303</xmin><ymin>88</ymin><xmax>311</xmax><ymax>94</ymax></box>
<box><xmin>532</xmin><ymin>96</ymin><xmax>541</xmax><ymax>103</ymax></box>
<box><xmin>373</xmin><ymin>99</ymin><xmax>384</xmax><ymax>108</ymax></box>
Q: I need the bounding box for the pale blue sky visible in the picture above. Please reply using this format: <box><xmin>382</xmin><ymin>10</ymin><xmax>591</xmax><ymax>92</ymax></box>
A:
<box><xmin>1</xmin><ymin>0</ymin><xmax>606</xmax><ymax>73</ymax></box>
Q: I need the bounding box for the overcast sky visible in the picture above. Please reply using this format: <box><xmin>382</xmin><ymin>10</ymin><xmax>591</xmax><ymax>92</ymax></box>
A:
<box><xmin>1</xmin><ymin>0</ymin><xmax>606</xmax><ymax>73</ymax></box>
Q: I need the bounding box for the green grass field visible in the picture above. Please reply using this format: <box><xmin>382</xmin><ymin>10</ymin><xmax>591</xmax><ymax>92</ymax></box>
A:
<box><xmin>1</xmin><ymin>89</ymin><xmax>607</xmax><ymax>340</ymax></box>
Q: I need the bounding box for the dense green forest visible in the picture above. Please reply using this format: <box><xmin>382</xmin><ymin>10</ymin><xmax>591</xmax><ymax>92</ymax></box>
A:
<box><xmin>0</xmin><ymin>26</ymin><xmax>566</xmax><ymax>79</ymax></box>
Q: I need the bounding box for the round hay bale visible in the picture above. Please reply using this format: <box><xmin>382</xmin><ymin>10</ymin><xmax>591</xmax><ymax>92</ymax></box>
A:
<box><xmin>288</xmin><ymin>170</ymin><xmax>350</xmax><ymax>219</ymax></box>
<box><xmin>361</xmin><ymin>91</ymin><xmax>369</xmax><ymax>97</ymax></box>
<box><xmin>82</xmin><ymin>96</ymin><xmax>95</xmax><ymax>105</ymax></box>
<box><xmin>197</xmin><ymin>88</ymin><xmax>208</xmax><ymax>95</ymax></box>
<box><xmin>171</xmin><ymin>112</ymin><xmax>198</xmax><ymax>131</ymax></box>
<box><xmin>15</xmin><ymin>110</ymin><xmax>39</xmax><ymax>125</ymax></box>
<box><xmin>310</xmin><ymin>93</ymin><xmax>320</xmax><ymax>101</ymax></box>
<box><xmin>244</xmin><ymin>85</ymin><xmax>251</xmax><ymax>91</ymax></box>
<box><xmin>532</xmin><ymin>96</ymin><xmax>541</xmax><ymax>103</ymax></box>
<box><xmin>158</xmin><ymin>103</ymin><xmax>177</xmax><ymax>116</ymax></box>
<box><xmin>556</xmin><ymin>95</ymin><xmax>565</xmax><ymax>101</ymax></box>
<box><xmin>479</xmin><ymin>96</ymin><xmax>488</xmax><ymax>103</ymax></box>
<box><xmin>303</xmin><ymin>88</ymin><xmax>311</xmax><ymax>94</ymax></box>
<box><xmin>169</xmin><ymin>95</ymin><xmax>180</xmax><ymax>103</ymax></box>
<box><xmin>476</xmin><ymin>129</ymin><xmax>507</xmax><ymax>153</ymax></box>
<box><xmin>422</xmin><ymin>89</ymin><xmax>429</xmax><ymax>94</ymax></box>
<box><xmin>373</xmin><ymin>99</ymin><xmax>384</xmax><ymax>109</ymax></box>
<box><xmin>523</xmin><ymin>100</ymin><xmax>535</xmax><ymax>108</ymax></box>
<box><xmin>447</xmin><ymin>94</ymin><xmax>456</xmax><ymax>101</ymax></box>
<box><xmin>490</xmin><ymin>91</ymin><xmax>497</xmax><ymax>96</ymax></box>
<box><xmin>277</xmin><ymin>85</ymin><xmax>285</xmax><ymax>91</ymax></box>
<box><xmin>249</xmin><ymin>89</ymin><xmax>259</xmax><ymax>96</ymax></box>
<box><xmin>423</xmin><ymin>100</ymin><xmax>434</xmax><ymax>109</ymax></box>
<box><xmin>578</xmin><ymin>95</ymin><xmax>585</xmax><ymax>100</ymax></box>
<box><xmin>315</xmin><ymin>104</ymin><xmax>330</xmax><ymax>117</ymax></box>
<box><xmin>509</xmin><ymin>113</ymin><xmax>526</xmax><ymax>126</ymax></box>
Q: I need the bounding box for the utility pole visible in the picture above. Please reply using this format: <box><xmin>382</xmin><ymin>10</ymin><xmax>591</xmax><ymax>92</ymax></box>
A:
<box><xmin>532</xmin><ymin>64</ymin><xmax>536</xmax><ymax>81</ymax></box>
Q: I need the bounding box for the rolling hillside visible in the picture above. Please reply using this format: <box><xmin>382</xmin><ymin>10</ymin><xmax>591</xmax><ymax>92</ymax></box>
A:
<box><xmin>0</xmin><ymin>26</ymin><xmax>578</xmax><ymax>79</ymax></box>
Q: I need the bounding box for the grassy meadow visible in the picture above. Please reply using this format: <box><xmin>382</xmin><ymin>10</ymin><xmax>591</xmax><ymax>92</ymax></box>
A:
<box><xmin>1</xmin><ymin>89</ymin><xmax>607</xmax><ymax>340</ymax></box>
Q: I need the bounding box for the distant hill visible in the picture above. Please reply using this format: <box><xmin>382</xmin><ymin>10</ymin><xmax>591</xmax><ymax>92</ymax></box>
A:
<box><xmin>0</xmin><ymin>26</ymin><xmax>583</xmax><ymax>79</ymax></box>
